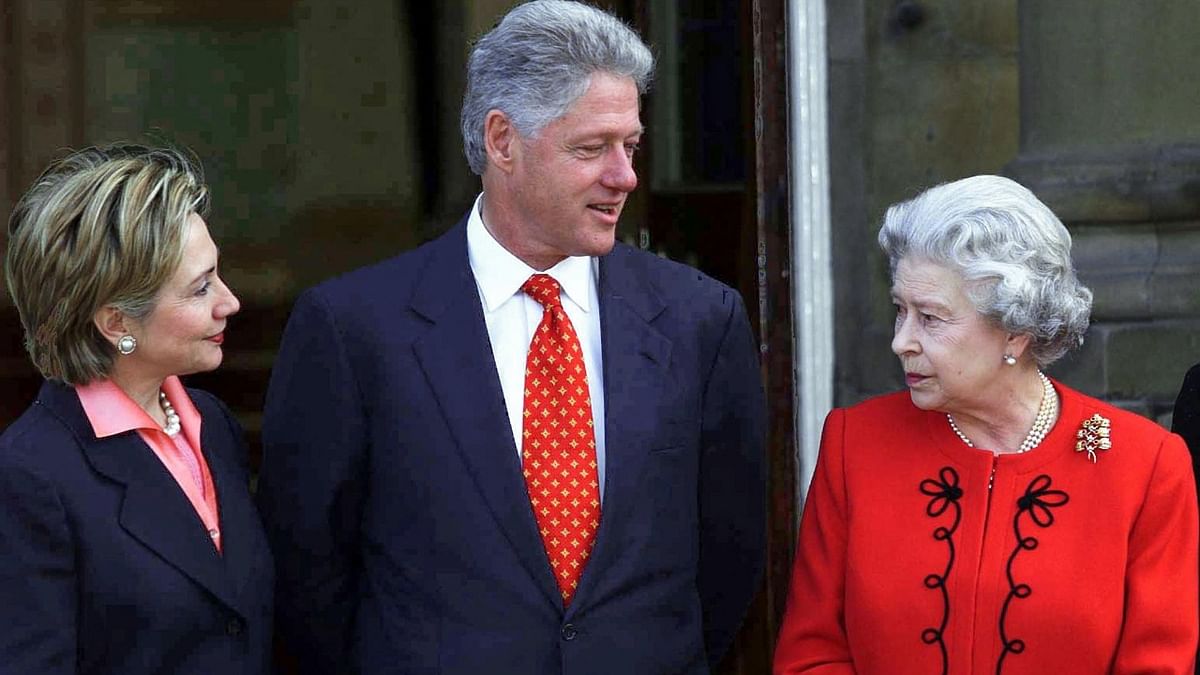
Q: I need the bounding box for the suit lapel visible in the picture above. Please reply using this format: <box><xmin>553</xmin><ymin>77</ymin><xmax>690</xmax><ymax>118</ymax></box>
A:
<box><xmin>197</xmin><ymin>402</ymin><xmax>260</xmax><ymax>607</ymax></box>
<box><xmin>410</xmin><ymin>224</ymin><xmax>561</xmax><ymax>607</ymax></box>
<box><xmin>571</xmin><ymin>246</ymin><xmax>671</xmax><ymax>610</ymax></box>
<box><xmin>38</xmin><ymin>382</ymin><xmax>241</xmax><ymax>612</ymax></box>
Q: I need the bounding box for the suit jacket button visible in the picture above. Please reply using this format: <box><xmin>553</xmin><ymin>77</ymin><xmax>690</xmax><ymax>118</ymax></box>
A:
<box><xmin>560</xmin><ymin>623</ymin><xmax>577</xmax><ymax>641</ymax></box>
<box><xmin>226</xmin><ymin>618</ymin><xmax>243</xmax><ymax>636</ymax></box>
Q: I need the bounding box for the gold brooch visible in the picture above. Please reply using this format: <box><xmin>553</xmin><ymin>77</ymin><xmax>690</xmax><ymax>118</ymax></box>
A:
<box><xmin>1075</xmin><ymin>413</ymin><xmax>1112</xmax><ymax>463</ymax></box>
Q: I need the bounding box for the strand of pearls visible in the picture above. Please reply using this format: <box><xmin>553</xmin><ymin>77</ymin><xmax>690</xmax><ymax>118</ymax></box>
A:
<box><xmin>947</xmin><ymin>371</ymin><xmax>1057</xmax><ymax>453</ymax></box>
<box><xmin>158</xmin><ymin>390</ymin><xmax>181</xmax><ymax>437</ymax></box>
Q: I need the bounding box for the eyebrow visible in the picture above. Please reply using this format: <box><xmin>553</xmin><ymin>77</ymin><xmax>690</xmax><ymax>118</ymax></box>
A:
<box><xmin>188</xmin><ymin>242</ymin><xmax>224</xmax><ymax>279</ymax></box>
<box><xmin>188</xmin><ymin>247</ymin><xmax>220</xmax><ymax>285</ymax></box>
<box><xmin>189</xmin><ymin>265</ymin><xmax>216</xmax><ymax>287</ymax></box>
<box><xmin>890</xmin><ymin>291</ymin><xmax>953</xmax><ymax>314</ymax></box>
<box><xmin>572</xmin><ymin>126</ymin><xmax>645</xmax><ymax>143</ymax></box>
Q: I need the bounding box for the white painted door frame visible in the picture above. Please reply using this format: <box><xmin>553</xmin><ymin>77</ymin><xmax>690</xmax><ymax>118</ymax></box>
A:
<box><xmin>787</xmin><ymin>0</ymin><xmax>834</xmax><ymax>512</ymax></box>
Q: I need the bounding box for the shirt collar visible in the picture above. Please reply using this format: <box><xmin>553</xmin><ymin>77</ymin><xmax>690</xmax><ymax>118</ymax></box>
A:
<box><xmin>466</xmin><ymin>193</ymin><xmax>595</xmax><ymax>314</ymax></box>
<box><xmin>76</xmin><ymin>378</ymin><xmax>160</xmax><ymax>438</ymax></box>
<box><xmin>75</xmin><ymin>375</ymin><xmax>200</xmax><ymax>441</ymax></box>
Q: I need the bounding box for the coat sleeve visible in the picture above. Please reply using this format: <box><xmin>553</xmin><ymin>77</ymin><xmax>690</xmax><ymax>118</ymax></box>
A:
<box><xmin>0</xmin><ymin>452</ymin><xmax>77</xmax><ymax>675</ymax></box>
<box><xmin>773</xmin><ymin>408</ymin><xmax>857</xmax><ymax>674</ymax></box>
<box><xmin>696</xmin><ymin>290</ymin><xmax>767</xmax><ymax>666</ymax></box>
<box><xmin>1111</xmin><ymin>432</ymin><xmax>1199</xmax><ymax>674</ymax></box>
<box><xmin>257</xmin><ymin>289</ymin><xmax>368</xmax><ymax>675</ymax></box>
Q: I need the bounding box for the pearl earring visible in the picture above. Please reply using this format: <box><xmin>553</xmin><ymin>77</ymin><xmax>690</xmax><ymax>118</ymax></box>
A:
<box><xmin>117</xmin><ymin>335</ymin><xmax>137</xmax><ymax>355</ymax></box>
<box><xmin>1003</xmin><ymin>353</ymin><xmax>1017</xmax><ymax>366</ymax></box>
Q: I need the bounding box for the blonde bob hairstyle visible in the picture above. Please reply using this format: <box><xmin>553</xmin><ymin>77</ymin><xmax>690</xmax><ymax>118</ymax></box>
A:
<box><xmin>5</xmin><ymin>144</ymin><xmax>209</xmax><ymax>384</ymax></box>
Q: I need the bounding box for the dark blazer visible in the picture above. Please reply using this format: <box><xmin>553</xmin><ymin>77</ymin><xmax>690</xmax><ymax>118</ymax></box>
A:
<box><xmin>1173</xmin><ymin>364</ymin><xmax>1200</xmax><ymax>482</ymax></box>
<box><xmin>1172</xmin><ymin>363</ymin><xmax>1200</xmax><ymax>675</ymax></box>
<box><xmin>258</xmin><ymin>219</ymin><xmax>767</xmax><ymax>675</ymax></box>
<box><xmin>0</xmin><ymin>381</ymin><xmax>273</xmax><ymax>675</ymax></box>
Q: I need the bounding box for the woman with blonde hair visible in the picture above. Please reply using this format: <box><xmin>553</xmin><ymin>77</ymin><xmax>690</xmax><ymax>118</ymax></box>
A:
<box><xmin>0</xmin><ymin>145</ymin><xmax>272</xmax><ymax>674</ymax></box>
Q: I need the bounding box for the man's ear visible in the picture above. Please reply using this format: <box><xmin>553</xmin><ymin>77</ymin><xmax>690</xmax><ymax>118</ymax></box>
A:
<box><xmin>93</xmin><ymin>305</ymin><xmax>131</xmax><ymax>347</ymax></box>
<box><xmin>484</xmin><ymin>109</ymin><xmax>520</xmax><ymax>174</ymax></box>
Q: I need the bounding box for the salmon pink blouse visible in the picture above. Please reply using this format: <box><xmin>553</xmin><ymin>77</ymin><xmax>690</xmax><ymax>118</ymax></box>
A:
<box><xmin>75</xmin><ymin>376</ymin><xmax>222</xmax><ymax>552</ymax></box>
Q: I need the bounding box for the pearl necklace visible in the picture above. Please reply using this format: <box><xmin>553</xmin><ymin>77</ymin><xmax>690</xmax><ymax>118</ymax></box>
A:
<box><xmin>158</xmin><ymin>390</ymin><xmax>181</xmax><ymax>437</ymax></box>
<box><xmin>947</xmin><ymin>371</ymin><xmax>1057</xmax><ymax>453</ymax></box>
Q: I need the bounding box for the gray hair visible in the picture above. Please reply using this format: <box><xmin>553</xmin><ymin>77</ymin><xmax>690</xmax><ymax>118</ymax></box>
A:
<box><xmin>460</xmin><ymin>0</ymin><xmax>654</xmax><ymax>175</ymax></box>
<box><xmin>878</xmin><ymin>175</ymin><xmax>1093</xmax><ymax>366</ymax></box>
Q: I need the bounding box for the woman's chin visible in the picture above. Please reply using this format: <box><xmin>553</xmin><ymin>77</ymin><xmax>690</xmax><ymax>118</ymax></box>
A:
<box><xmin>202</xmin><ymin>343</ymin><xmax>226</xmax><ymax>370</ymax></box>
<box><xmin>906</xmin><ymin>388</ymin><xmax>943</xmax><ymax>411</ymax></box>
<box><xmin>176</xmin><ymin>354</ymin><xmax>224</xmax><ymax>378</ymax></box>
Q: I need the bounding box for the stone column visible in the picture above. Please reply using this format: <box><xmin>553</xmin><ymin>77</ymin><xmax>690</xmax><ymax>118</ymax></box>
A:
<box><xmin>282</xmin><ymin>0</ymin><xmax>425</xmax><ymax>287</ymax></box>
<box><xmin>1008</xmin><ymin>0</ymin><xmax>1200</xmax><ymax>420</ymax></box>
<box><xmin>291</xmin><ymin>0</ymin><xmax>421</xmax><ymax>210</ymax></box>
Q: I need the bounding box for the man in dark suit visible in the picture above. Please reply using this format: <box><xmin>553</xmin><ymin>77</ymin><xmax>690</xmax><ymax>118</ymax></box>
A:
<box><xmin>1174</xmin><ymin>364</ymin><xmax>1200</xmax><ymax>475</ymax></box>
<box><xmin>1172</xmin><ymin>363</ymin><xmax>1200</xmax><ymax>675</ymax></box>
<box><xmin>257</xmin><ymin>2</ymin><xmax>766</xmax><ymax>673</ymax></box>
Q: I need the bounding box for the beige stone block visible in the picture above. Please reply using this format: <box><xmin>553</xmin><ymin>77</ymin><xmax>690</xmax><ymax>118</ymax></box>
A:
<box><xmin>1020</xmin><ymin>0</ymin><xmax>1200</xmax><ymax>150</ymax></box>
<box><xmin>1049</xmin><ymin>320</ymin><xmax>1200</xmax><ymax>402</ymax></box>
<box><xmin>1071</xmin><ymin>223</ymin><xmax>1200</xmax><ymax>320</ymax></box>
<box><xmin>1005</xmin><ymin>144</ymin><xmax>1200</xmax><ymax>223</ymax></box>
<box><xmin>868</xmin><ymin>0</ymin><xmax>1017</xmax><ymax>58</ymax></box>
<box><xmin>867</xmin><ymin>58</ymin><xmax>1019</xmax><ymax>220</ymax></box>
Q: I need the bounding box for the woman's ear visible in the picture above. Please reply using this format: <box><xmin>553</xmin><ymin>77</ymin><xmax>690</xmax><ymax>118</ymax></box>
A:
<box><xmin>1005</xmin><ymin>332</ymin><xmax>1033</xmax><ymax>362</ymax></box>
<box><xmin>93</xmin><ymin>306</ymin><xmax>130</xmax><ymax>346</ymax></box>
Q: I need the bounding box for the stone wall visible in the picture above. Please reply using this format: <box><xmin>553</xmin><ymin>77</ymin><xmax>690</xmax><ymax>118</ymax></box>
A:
<box><xmin>1007</xmin><ymin>0</ymin><xmax>1200</xmax><ymax>423</ymax></box>
<box><xmin>830</xmin><ymin>0</ymin><xmax>1021</xmax><ymax>404</ymax></box>
<box><xmin>0</xmin><ymin>0</ymin><xmax>524</xmax><ymax>305</ymax></box>
<box><xmin>830</xmin><ymin>0</ymin><xmax>1200</xmax><ymax>422</ymax></box>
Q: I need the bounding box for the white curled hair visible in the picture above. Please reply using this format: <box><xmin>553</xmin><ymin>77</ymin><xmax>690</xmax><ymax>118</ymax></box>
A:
<box><xmin>878</xmin><ymin>175</ymin><xmax>1093</xmax><ymax>366</ymax></box>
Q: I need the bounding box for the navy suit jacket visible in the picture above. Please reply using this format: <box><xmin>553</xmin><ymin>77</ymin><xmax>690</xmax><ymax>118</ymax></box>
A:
<box><xmin>1172</xmin><ymin>363</ymin><xmax>1200</xmax><ymax>675</ymax></box>
<box><xmin>0</xmin><ymin>381</ymin><xmax>273</xmax><ymax>675</ymax></box>
<box><xmin>1173</xmin><ymin>364</ymin><xmax>1200</xmax><ymax>485</ymax></box>
<box><xmin>259</xmin><ymin>220</ymin><xmax>766</xmax><ymax>674</ymax></box>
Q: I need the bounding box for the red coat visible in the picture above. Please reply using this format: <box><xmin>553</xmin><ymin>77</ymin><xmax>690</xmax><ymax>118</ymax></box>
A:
<box><xmin>774</xmin><ymin>382</ymin><xmax>1198</xmax><ymax>674</ymax></box>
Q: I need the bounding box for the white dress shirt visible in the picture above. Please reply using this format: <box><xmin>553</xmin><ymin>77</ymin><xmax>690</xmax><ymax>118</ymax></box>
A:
<box><xmin>466</xmin><ymin>194</ymin><xmax>608</xmax><ymax>498</ymax></box>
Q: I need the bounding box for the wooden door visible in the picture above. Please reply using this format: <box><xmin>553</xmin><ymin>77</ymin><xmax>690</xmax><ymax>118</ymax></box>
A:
<box><xmin>615</xmin><ymin>0</ymin><xmax>796</xmax><ymax>671</ymax></box>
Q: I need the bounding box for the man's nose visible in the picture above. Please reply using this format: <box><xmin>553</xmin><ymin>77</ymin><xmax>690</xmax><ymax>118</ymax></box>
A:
<box><xmin>602</xmin><ymin>147</ymin><xmax>638</xmax><ymax>193</ymax></box>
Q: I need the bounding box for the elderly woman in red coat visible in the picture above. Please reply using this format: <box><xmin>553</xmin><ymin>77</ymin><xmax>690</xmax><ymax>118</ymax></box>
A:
<box><xmin>774</xmin><ymin>175</ymin><xmax>1198</xmax><ymax>674</ymax></box>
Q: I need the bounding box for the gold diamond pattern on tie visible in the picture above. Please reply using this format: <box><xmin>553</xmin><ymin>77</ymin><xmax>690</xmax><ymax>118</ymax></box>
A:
<box><xmin>520</xmin><ymin>273</ymin><xmax>600</xmax><ymax>606</ymax></box>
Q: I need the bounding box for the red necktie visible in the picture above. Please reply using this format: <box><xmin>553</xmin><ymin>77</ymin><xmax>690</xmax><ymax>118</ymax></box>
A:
<box><xmin>520</xmin><ymin>273</ymin><xmax>601</xmax><ymax>606</ymax></box>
